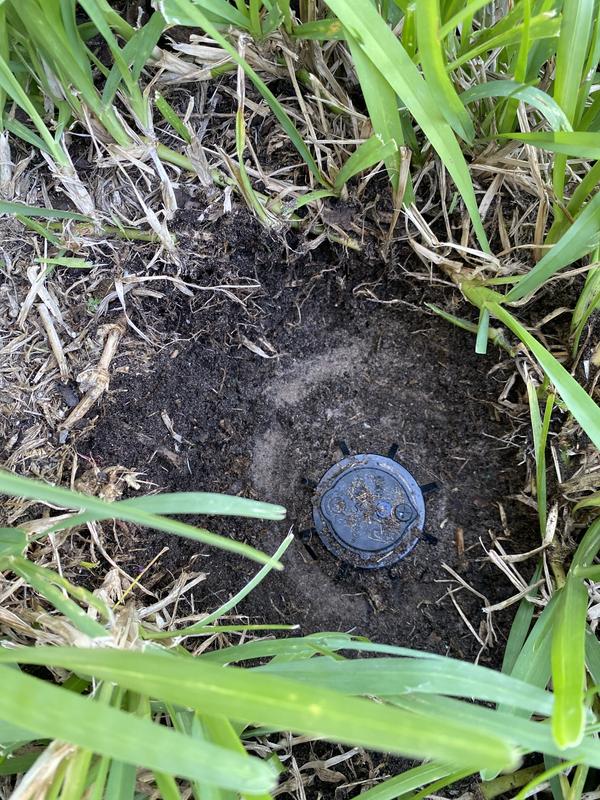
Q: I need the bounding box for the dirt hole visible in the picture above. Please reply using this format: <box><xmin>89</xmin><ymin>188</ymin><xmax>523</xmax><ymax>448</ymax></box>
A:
<box><xmin>84</xmin><ymin>214</ymin><xmax>532</xmax><ymax>662</ymax></box>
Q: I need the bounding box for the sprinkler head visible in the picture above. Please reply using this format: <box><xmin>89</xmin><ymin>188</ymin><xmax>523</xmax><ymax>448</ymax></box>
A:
<box><xmin>311</xmin><ymin>444</ymin><xmax>433</xmax><ymax>569</ymax></box>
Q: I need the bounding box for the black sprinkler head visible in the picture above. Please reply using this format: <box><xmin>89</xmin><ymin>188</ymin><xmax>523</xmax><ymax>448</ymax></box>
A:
<box><xmin>311</xmin><ymin>444</ymin><xmax>435</xmax><ymax>569</ymax></box>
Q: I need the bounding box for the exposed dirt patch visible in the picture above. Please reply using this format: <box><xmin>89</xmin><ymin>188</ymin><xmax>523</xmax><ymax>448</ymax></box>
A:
<box><xmin>83</xmin><ymin>209</ymin><xmax>534</xmax><ymax>663</ymax></box>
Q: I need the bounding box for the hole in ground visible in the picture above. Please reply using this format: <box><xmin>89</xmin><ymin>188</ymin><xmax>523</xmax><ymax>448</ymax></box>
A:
<box><xmin>84</xmin><ymin>225</ymin><xmax>533</xmax><ymax>663</ymax></box>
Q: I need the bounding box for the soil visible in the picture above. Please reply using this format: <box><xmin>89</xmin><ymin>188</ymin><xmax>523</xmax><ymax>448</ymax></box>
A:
<box><xmin>81</xmin><ymin>207</ymin><xmax>535</xmax><ymax>665</ymax></box>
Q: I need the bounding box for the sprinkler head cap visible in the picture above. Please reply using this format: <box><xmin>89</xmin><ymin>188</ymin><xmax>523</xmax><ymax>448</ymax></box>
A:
<box><xmin>312</xmin><ymin>452</ymin><xmax>426</xmax><ymax>569</ymax></box>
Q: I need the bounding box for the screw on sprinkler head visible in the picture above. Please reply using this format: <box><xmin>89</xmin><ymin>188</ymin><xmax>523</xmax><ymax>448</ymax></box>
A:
<box><xmin>310</xmin><ymin>444</ymin><xmax>434</xmax><ymax>569</ymax></box>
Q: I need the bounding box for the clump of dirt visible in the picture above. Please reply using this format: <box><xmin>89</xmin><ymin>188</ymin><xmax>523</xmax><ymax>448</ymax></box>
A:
<box><xmin>84</xmin><ymin>209</ymin><xmax>534</xmax><ymax>662</ymax></box>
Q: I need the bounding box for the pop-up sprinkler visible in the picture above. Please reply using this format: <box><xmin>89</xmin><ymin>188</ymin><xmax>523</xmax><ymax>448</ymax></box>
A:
<box><xmin>304</xmin><ymin>442</ymin><xmax>437</xmax><ymax>569</ymax></box>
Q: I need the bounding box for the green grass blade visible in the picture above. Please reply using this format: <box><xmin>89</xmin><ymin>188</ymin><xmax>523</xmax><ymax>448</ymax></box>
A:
<box><xmin>510</xmin><ymin>594</ymin><xmax>558</xmax><ymax>685</ymax></box>
<box><xmin>462</xmin><ymin>81</ymin><xmax>572</xmax><ymax>132</ymax></box>
<box><xmin>0</xmin><ymin>666</ymin><xmax>277</xmax><ymax>793</ymax></box>
<box><xmin>82</xmin><ymin>0</ymin><xmax>135</xmax><ymax>39</ymax></box>
<box><xmin>200</xmin><ymin>633</ymin><xmax>451</xmax><ymax>664</ymax></box>
<box><xmin>158</xmin><ymin>0</ymin><xmax>326</xmax><ymax>184</ymax></box>
<box><xmin>426</xmin><ymin>302</ymin><xmax>513</xmax><ymax>352</ymax></box>
<box><xmin>498</xmin><ymin>0</ymin><xmax>531</xmax><ymax>133</ymax></box>
<box><xmin>400</xmin><ymin>2</ymin><xmax>417</xmax><ymax>56</ymax></box>
<box><xmin>9</xmin><ymin>0</ymin><xmax>118</xmax><ymax>138</ymax></box>
<box><xmin>0</xmin><ymin>471</ymin><xmax>281</xmax><ymax>568</ymax></box>
<box><xmin>549</xmin><ymin>517</ymin><xmax>600</xmax><ymax>756</ymax></box>
<box><xmin>552</xmin><ymin>0</ymin><xmax>594</xmax><ymax>201</ymax></box>
<box><xmin>487</xmin><ymin>303</ymin><xmax>600</xmax><ymax>449</ymax></box>
<box><xmin>0</xmin><ymin>528</ymin><xmax>26</xmax><ymax>556</ymax></box>
<box><xmin>88</xmin><ymin>755</ymin><xmax>110</xmax><ymax>800</ymax></box>
<box><xmin>415</xmin><ymin>0</ymin><xmax>474</xmax><ymax>142</ymax></box>
<box><xmin>0</xmin><ymin>5</ymin><xmax>7</xmax><ymax>120</ymax></box>
<box><xmin>292</xmin><ymin>18</ymin><xmax>344</xmax><ymax>39</ymax></box>
<box><xmin>572</xmin><ymin>517</ymin><xmax>600</xmax><ymax>570</ymax></box>
<box><xmin>475</xmin><ymin>306</ymin><xmax>490</xmax><ymax>354</ymax></box>
<box><xmin>566</xmin><ymin>764</ymin><xmax>591</xmax><ymax>800</ymax></box>
<box><xmin>494</xmin><ymin>592</ymin><xmax>558</xmax><ymax>731</ymax></box>
<box><xmin>288</xmin><ymin>188</ymin><xmax>336</xmax><ymax>211</ymax></box>
<box><xmin>575</xmin><ymin>10</ymin><xmax>600</xmax><ymax>126</ymax></box>
<box><xmin>439</xmin><ymin>0</ymin><xmax>491</xmax><ymax>39</ymax></box>
<box><xmin>346</xmin><ymin>31</ymin><xmax>411</xmax><ymax>201</ymax></box>
<box><xmin>200</xmin><ymin>714</ymin><xmax>247</xmax><ymax>757</ymax></box>
<box><xmin>158</xmin><ymin>0</ymin><xmax>251</xmax><ymax>28</ymax></box>
<box><xmin>59</xmin><ymin>0</ymin><xmax>94</xmax><ymax>83</ymax></box>
<box><xmin>105</xmin><ymin>759</ymin><xmax>136</xmax><ymax>800</ymax></box>
<box><xmin>572</xmin><ymin>254</ymin><xmax>600</xmax><ymax>351</ymax></box>
<box><xmin>3</xmin><ymin>117</ymin><xmax>52</xmax><ymax>154</ymax></box>
<box><xmin>163</xmin><ymin>623</ymin><xmax>295</xmax><ymax>635</ymax></box>
<box><xmin>505</xmin><ymin>189</ymin><xmax>600</xmax><ymax>301</ymax></box>
<box><xmin>0</xmin><ymin>199</ymin><xmax>89</xmax><ymax>220</ymax></box>
<box><xmin>395</xmin><ymin>693</ymin><xmax>600</xmax><ymax>767</ymax></box>
<box><xmin>199</xmin><ymin>714</ymin><xmax>271</xmax><ymax>800</ymax></box>
<box><xmin>547</xmin><ymin>160</ymin><xmax>600</xmax><ymax>243</ymax></box>
<box><xmin>333</xmin><ymin>134</ymin><xmax>397</xmax><ymax>191</ymax></box>
<box><xmin>16</xmin><ymin>215</ymin><xmax>62</xmax><ymax>246</ymax></box>
<box><xmin>527</xmin><ymin>383</ymin><xmax>554</xmax><ymax>536</ymax></box>
<box><xmin>155</xmin><ymin>91</ymin><xmax>192</xmax><ymax>143</ymax></box>
<box><xmin>409</xmin><ymin>770</ymin><xmax>475</xmax><ymax>800</ymax></box>
<box><xmin>0</xmin><ymin>648</ymin><xmax>519</xmax><ymax>772</ymax></box>
<box><xmin>502</xmin><ymin>562</ymin><xmax>544</xmax><ymax>675</ymax></box>
<box><xmin>0</xmin><ymin>752</ymin><xmax>41</xmax><ymax>775</ymax></box>
<box><xmin>248</xmin><ymin>0</ymin><xmax>262</xmax><ymax>38</ymax></box>
<box><xmin>100</xmin><ymin>10</ymin><xmax>166</xmax><ymax>115</ymax></box>
<box><xmin>580</xmin><ymin>86</ymin><xmax>600</xmax><ymax>130</ymax></box>
<box><xmin>180</xmin><ymin>716</ymin><xmax>231</xmax><ymax>800</ymax></box>
<box><xmin>448</xmin><ymin>13</ymin><xmax>560</xmax><ymax>73</ymax></box>
<box><xmin>128</xmin><ymin>12</ymin><xmax>166</xmax><ymax>82</ymax></box>
<box><xmin>5</xmin><ymin>556</ymin><xmax>108</xmax><ymax>638</ymax></box>
<box><xmin>553</xmin><ymin>0</ymin><xmax>594</xmax><ymax>123</ymax></box>
<box><xmin>324</xmin><ymin>0</ymin><xmax>489</xmax><ymax>250</ymax></box>
<box><xmin>11</xmin><ymin>554</ymin><xmax>110</xmax><ymax>619</ymax></box>
<box><xmin>153</xmin><ymin>771</ymin><xmax>184</xmax><ymax>800</ymax></box>
<box><xmin>256</xmin><ymin>657</ymin><xmax>554</xmax><ymax>715</ymax></box>
<box><xmin>0</xmin><ymin>53</ymin><xmax>65</xmax><ymax>163</ymax></box>
<box><xmin>262</xmin><ymin>1</ymin><xmax>283</xmax><ymax>36</ymax></box>
<box><xmin>585</xmin><ymin>629</ymin><xmax>600</xmax><ymax>685</ymax></box>
<box><xmin>35</xmin><ymin>256</ymin><xmax>92</xmax><ymax>269</ymax></box>
<box><xmin>275</xmin><ymin>0</ymin><xmax>291</xmax><ymax>31</ymax></box>
<box><xmin>574</xmin><ymin>565</ymin><xmax>600</xmax><ymax>580</ymax></box>
<box><xmin>0</xmin><ymin>718</ymin><xmax>36</xmax><ymax>749</ymax></box>
<box><xmin>513</xmin><ymin>758</ymin><xmax>583</xmax><ymax>800</ymax></box>
<box><xmin>48</xmin><ymin>491</ymin><xmax>286</xmax><ymax>533</ymax></box>
<box><xmin>551</xmin><ymin>575</ymin><xmax>588</xmax><ymax>748</ymax></box>
<box><xmin>504</xmin><ymin>131</ymin><xmax>600</xmax><ymax>158</ymax></box>
<box><xmin>538</xmin><ymin>393</ymin><xmax>554</xmax><ymax>531</ymax></box>
<box><xmin>348</xmin><ymin>762</ymin><xmax>454</xmax><ymax>800</ymax></box>
<box><xmin>60</xmin><ymin>747</ymin><xmax>94</xmax><ymax>800</ymax></box>
<box><xmin>574</xmin><ymin>491</ymin><xmax>600</xmax><ymax>513</ymax></box>
<box><xmin>234</xmin><ymin>105</ymin><xmax>271</xmax><ymax>224</ymax></box>
<box><xmin>78</xmin><ymin>0</ymin><xmax>148</xmax><ymax>112</ymax></box>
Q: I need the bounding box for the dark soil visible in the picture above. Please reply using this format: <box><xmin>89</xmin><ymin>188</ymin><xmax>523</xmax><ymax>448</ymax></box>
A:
<box><xmin>83</xmin><ymin>207</ymin><xmax>534</xmax><ymax>664</ymax></box>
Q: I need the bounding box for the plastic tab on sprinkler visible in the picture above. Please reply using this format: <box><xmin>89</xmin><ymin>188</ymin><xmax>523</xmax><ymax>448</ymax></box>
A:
<box><xmin>312</xmin><ymin>453</ymin><xmax>425</xmax><ymax>569</ymax></box>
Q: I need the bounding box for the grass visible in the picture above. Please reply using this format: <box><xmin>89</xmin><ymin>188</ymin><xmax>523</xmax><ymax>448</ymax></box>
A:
<box><xmin>0</xmin><ymin>0</ymin><xmax>600</xmax><ymax>798</ymax></box>
<box><xmin>1</xmin><ymin>475</ymin><xmax>599</xmax><ymax>795</ymax></box>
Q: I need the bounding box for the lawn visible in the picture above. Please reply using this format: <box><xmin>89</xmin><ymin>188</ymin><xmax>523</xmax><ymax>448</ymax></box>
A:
<box><xmin>0</xmin><ymin>1</ymin><xmax>600</xmax><ymax>798</ymax></box>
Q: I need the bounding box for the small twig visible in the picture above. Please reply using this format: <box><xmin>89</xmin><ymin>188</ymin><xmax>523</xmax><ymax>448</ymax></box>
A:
<box><xmin>37</xmin><ymin>302</ymin><xmax>69</xmax><ymax>381</ymax></box>
<box><xmin>483</xmin><ymin>579</ymin><xmax>546</xmax><ymax>613</ymax></box>
<box><xmin>59</xmin><ymin>319</ymin><xmax>125</xmax><ymax>433</ymax></box>
<box><xmin>115</xmin><ymin>547</ymin><xmax>170</xmax><ymax>609</ymax></box>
